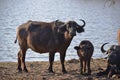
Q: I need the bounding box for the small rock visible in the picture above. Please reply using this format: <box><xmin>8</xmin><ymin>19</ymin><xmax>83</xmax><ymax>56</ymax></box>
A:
<box><xmin>67</xmin><ymin>59</ymin><xmax>79</xmax><ymax>63</ymax></box>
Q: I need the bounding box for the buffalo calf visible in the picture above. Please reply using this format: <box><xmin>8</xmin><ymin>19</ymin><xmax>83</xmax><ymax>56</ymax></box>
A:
<box><xmin>74</xmin><ymin>40</ymin><xmax>94</xmax><ymax>75</ymax></box>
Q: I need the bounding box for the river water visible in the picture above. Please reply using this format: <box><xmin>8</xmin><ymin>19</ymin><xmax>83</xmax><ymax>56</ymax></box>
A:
<box><xmin>0</xmin><ymin>0</ymin><xmax>120</xmax><ymax>62</ymax></box>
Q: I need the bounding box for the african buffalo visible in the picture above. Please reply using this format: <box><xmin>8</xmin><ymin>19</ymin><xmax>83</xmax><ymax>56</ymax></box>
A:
<box><xmin>97</xmin><ymin>43</ymin><xmax>120</xmax><ymax>78</ymax></box>
<box><xmin>15</xmin><ymin>19</ymin><xmax>86</xmax><ymax>73</ymax></box>
<box><xmin>74</xmin><ymin>40</ymin><xmax>94</xmax><ymax>75</ymax></box>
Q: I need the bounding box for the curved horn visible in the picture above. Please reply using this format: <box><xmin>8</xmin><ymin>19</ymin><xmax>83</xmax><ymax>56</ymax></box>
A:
<box><xmin>80</xmin><ymin>19</ymin><xmax>86</xmax><ymax>27</ymax></box>
<box><xmin>101</xmin><ymin>43</ymin><xmax>109</xmax><ymax>53</ymax></box>
<box><xmin>54</xmin><ymin>19</ymin><xmax>59</xmax><ymax>26</ymax></box>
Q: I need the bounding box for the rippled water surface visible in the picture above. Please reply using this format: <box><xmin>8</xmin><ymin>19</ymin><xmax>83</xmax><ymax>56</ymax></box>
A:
<box><xmin>0</xmin><ymin>0</ymin><xmax>120</xmax><ymax>62</ymax></box>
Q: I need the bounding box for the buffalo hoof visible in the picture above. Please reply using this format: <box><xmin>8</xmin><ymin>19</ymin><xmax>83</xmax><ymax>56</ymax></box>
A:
<box><xmin>48</xmin><ymin>69</ymin><xmax>54</xmax><ymax>73</ymax></box>
<box><xmin>49</xmin><ymin>71</ymin><xmax>54</xmax><ymax>73</ymax></box>
<box><xmin>17</xmin><ymin>68</ymin><xmax>22</xmax><ymax>73</ymax></box>
<box><xmin>62</xmin><ymin>70</ymin><xmax>67</xmax><ymax>74</ymax></box>
<box><xmin>23</xmin><ymin>69</ymin><xmax>28</xmax><ymax>73</ymax></box>
<box><xmin>80</xmin><ymin>71</ymin><xmax>84</xmax><ymax>75</ymax></box>
<box><xmin>17</xmin><ymin>70</ymin><xmax>22</xmax><ymax>73</ymax></box>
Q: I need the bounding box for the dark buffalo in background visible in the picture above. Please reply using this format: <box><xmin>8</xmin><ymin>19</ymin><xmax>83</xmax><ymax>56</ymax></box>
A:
<box><xmin>97</xmin><ymin>43</ymin><xmax>120</xmax><ymax>78</ymax></box>
<box><xmin>74</xmin><ymin>40</ymin><xmax>94</xmax><ymax>75</ymax></box>
<box><xmin>14</xmin><ymin>19</ymin><xmax>86</xmax><ymax>73</ymax></box>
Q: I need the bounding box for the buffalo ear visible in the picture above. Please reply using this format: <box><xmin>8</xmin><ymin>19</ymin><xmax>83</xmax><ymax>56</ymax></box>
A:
<box><xmin>74</xmin><ymin>46</ymin><xmax>80</xmax><ymax>50</ymax></box>
<box><xmin>58</xmin><ymin>24</ymin><xmax>67</xmax><ymax>33</ymax></box>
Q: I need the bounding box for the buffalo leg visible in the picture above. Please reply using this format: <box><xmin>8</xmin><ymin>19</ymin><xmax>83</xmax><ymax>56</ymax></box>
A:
<box><xmin>21</xmin><ymin>48</ymin><xmax>28</xmax><ymax>72</ymax></box>
<box><xmin>80</xmin><ymin>58</ymin><xmax>83</xmax><ymax>74</ymax></box>
<box><xmin>108</xmin><ymin>68</ymin><xmax>114</xmax><ymax>78</ymax></box>
<box><xmin>101</xmin><ymin>64</ymin><xmax>111</xmax><ymax>74</ymax></box>
<box><xmin>60</xmin><ymin>52</ymin><xmax>67</xmax><ymax>73</ymax></box>
<box><xmin>18</xmin><ymin>48</ymin><xmax>28</xmax><ymax>72</ymax></box>
<box><xmin>83</xmin><ymin>60</ymin><xmax>86</xmax><ymax>73</ymax></box>
<box><xmin>108</xmin><ymin>65</ymin><xmax>118</xmax><ymax>78</ymax></box>
<box><xmin>48</xmin><ymin>52</ymin><xmax>55</xmax><ymax>73</ymax></box>
<box><xmin>87</xmin><ymin>60</ymin><xmax>91</xmax><ymax>75</ymax></box>
<box><xmin>17</xmin><ymin>50</ymin><xmax>22</xmax><ymax>72</ymax></box>
<box><xmin>97</xmin><ymin>63</ymin><xmax>111</xmax><ymax>76</ymax></box>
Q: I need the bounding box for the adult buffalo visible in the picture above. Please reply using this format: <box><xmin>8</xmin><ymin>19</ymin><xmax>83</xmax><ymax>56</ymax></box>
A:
<box><xmin>97</xmin><ymin>43</ymin><xmax>120</xmax><ymax>78</ymax></box>
<box><xmin>15</xmin><ymin>19</ymin><xmax>86</xmax><ymax>73</ymax></box>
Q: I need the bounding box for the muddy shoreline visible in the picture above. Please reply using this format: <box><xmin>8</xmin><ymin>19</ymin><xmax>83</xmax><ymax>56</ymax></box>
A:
<box><xmin>0</xmin><ymin>58</ymin><xmax>119</xmax><ymax>80</ymax></box>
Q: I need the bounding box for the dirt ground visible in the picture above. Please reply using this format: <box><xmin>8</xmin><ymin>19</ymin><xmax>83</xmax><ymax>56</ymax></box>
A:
<box><xmin>0</xmin><ymin>58</ymin><xmax>120</xmax><ymax>80</ymax></box>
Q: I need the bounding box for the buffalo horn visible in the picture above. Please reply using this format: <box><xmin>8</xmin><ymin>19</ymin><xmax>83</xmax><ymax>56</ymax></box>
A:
<box><xmin>79</xmin><ymin>19</ymin><xmax>86</xmax><ymax>27</ymax></box>
<box><xmin>101</xmin><ymin>43</ymin><xmax>109</xmax><ymax>53</ymax></box>
<box><xmin>54</xmin><ymin>19</ymin><xmax>59</xmax><ymax>26</ymax></box>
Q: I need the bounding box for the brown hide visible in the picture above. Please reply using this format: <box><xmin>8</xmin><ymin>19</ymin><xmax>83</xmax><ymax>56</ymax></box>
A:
<box><xmin>15</xmin><ymin>20</ymin><xmax>85</xmax><ymax>73</ymax></box>
<box><xmin>74</xmin><ymin>40</ymin><xmax>94</xmax><ymax>75</ymax></box>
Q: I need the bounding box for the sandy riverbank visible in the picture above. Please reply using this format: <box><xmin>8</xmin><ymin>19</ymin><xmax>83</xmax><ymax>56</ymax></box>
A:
<box><xmin>0</xmin><ymin>58</ymin><xmax>119</xmax><ymax>80</ymax></box>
